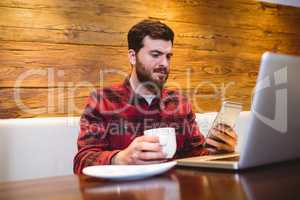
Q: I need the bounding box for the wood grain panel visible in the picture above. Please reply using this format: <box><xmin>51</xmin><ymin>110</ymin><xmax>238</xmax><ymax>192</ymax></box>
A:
<box><xmin>0</xmin><ymin>87</ymin><xmax>88</xmax><ymax>118</ymax></box>
<box><xmin>1</xmin><ymin>0</ymin><xmax>300</xmax><ymax>33</ymax></box>
<box><xmin>1</xmin><ymin>0</ymin><xmax>300</xmax><ymax>49</ymax></box>
<box><xmin>1</xmin><ymin>24</ymin><xmax>300</xmax><ymax>55</ymax></box>
<box><xmin>0</xmin><ymin>41</ymin><xmax>260</xmax><ymax>87</ymax></box>
<box><xmin>1</xmin><ymin>6</ymin><xmax>300</xmax><ymax>54</ymax></box>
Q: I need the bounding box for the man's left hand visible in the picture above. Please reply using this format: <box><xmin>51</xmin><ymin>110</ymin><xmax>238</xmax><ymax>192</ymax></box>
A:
<box><xmin>205</xmin><ymin>123</ymin><xmax>237</xmax><ymax>153</ymax></box>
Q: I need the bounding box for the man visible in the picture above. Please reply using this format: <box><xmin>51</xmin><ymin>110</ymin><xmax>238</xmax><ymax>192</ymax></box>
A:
<box><xmin>73</xmin><ymin>20</ymin><xmax>237</xmax><ymax>173</ymax></box>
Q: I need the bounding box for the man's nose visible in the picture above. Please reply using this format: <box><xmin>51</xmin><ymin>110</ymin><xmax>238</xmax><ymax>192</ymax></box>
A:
<box><xmin>159</xmin><ymin>56</ymin><xmax>169</xmax><ymax>67</ymax></box>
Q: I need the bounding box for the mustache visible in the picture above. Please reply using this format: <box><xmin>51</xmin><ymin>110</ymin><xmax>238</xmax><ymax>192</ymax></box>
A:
<box><xmin>153</xmin><ymin>67</ymin><xmax>168</xmax><ymax>74</ymax></box>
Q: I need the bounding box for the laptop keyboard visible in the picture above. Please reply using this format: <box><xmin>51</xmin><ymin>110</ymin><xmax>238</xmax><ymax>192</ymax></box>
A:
<box><xmin>209</xmin><ymin>156</ymin><xmax>240</xmax><ymax>162</ymax></box>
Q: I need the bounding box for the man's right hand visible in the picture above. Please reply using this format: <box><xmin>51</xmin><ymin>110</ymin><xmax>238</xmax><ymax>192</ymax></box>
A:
<box><xmin>111</xmin><ymin>135</ymin><xmax>167</xmax><ymax>165</ymax></box>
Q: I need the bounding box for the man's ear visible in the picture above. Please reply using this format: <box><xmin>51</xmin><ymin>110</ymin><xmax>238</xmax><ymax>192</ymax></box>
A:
<box><xmin>128</xmin><ymin>49</ymin><xmax>136</xmax><ymax>66</ymax></box>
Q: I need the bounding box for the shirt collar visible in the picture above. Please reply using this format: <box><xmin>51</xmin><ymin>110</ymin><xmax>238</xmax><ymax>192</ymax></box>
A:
<box><xmin>122</xmin><ymin>76</ymin><xmax>163</xmax><ymax>105</ymax></box>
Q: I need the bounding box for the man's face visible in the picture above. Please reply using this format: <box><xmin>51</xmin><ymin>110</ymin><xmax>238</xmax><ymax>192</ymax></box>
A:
<box><xmin>134</xmin><ymin>36</ymin><xmax>173</xmax><ymax>91</ymax></box>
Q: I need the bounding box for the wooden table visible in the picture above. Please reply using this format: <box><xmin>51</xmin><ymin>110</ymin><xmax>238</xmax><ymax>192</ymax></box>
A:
<box><xmin>1</xmin><ymin>160</ymin><xmax>300</xmax><ymax>200</ymax></box>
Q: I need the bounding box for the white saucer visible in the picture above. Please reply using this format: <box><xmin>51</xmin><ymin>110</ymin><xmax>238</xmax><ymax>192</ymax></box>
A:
<box><xmin>82</xmin><ymin>161</ymin><xmax>177</xmax><ymax>181</ymax></box>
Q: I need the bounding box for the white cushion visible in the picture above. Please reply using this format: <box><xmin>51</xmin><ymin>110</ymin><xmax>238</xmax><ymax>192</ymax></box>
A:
<box><xmin>0</xmin><ymin>117</ymin><xmax>80</xmax><ymax>182</ymax></box>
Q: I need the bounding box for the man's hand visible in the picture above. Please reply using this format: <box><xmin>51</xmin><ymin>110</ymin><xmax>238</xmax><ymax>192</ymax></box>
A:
<box><xmin>111</xmin><ymin>135</ymin><xmax>167</xmax><ymax>165</ymax></box>
<box><xmin>205</xmin><ymin>123</ymin><xmax>237</xmax><ymax>153</ymax></box>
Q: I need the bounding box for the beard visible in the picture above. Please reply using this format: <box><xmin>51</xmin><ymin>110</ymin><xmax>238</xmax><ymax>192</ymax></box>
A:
<box><xmin>135</xmin><ymin>58</ymin><xmax>169</xmax><ymax>93</ymax></box>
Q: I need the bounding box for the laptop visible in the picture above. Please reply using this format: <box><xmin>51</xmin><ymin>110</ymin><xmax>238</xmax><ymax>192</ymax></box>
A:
<box><xmin>177</xmin><ymin>52</ymin><xmax>300</xmax><ymax>170</ymax></box>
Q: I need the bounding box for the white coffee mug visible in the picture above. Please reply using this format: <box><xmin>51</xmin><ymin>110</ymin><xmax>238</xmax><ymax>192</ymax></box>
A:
<box><xmin>144</xmin><ymin>127</ymin><xmax>177</xmax><ymax>159</ymax></box>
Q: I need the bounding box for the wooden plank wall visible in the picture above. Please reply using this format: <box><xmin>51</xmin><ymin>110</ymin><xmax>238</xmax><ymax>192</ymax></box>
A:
<box><xmin>0</xmin><ymin>0</ymin><xmax>300</xmax><ymax>118</ymax></box>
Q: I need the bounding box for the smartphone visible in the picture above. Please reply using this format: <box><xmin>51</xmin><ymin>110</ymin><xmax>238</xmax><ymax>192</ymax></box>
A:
<box><xmin>204</xmin><ymin>101</ymin><xmax>243</xmax><ymax>149</ymax></box>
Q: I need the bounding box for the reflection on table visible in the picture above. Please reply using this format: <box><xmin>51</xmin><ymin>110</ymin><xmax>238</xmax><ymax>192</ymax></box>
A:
<box><xmin>1</xmin><ymin>160</ymin><xmax>300</xmax><ymax>200</ymax></box>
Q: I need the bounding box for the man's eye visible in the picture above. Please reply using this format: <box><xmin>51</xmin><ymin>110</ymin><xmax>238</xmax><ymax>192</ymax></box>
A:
<box><xmin>152</xmin><ymin>54</ymin><xmax>159</xmax><ymax>58</ymax></box>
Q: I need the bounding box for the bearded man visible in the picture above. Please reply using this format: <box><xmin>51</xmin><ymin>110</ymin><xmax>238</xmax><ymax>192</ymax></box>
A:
<box><xmin>73</xmin><ymin>20</ymin><xmax>237</xmax><ymax>173</ymax></box>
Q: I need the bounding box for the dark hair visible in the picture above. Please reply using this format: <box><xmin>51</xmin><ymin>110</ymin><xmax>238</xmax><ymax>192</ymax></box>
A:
<box><xmin>127</xmin><ymin>19</ymin><xmax>174</xmax><ymax>53</ymax></box>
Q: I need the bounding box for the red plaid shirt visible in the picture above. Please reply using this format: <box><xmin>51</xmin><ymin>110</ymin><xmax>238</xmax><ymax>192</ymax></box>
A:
<box><xmin>73</xmin><ymin>78</ymin><xmax>208</xmax><ymax>174</ymax></box>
